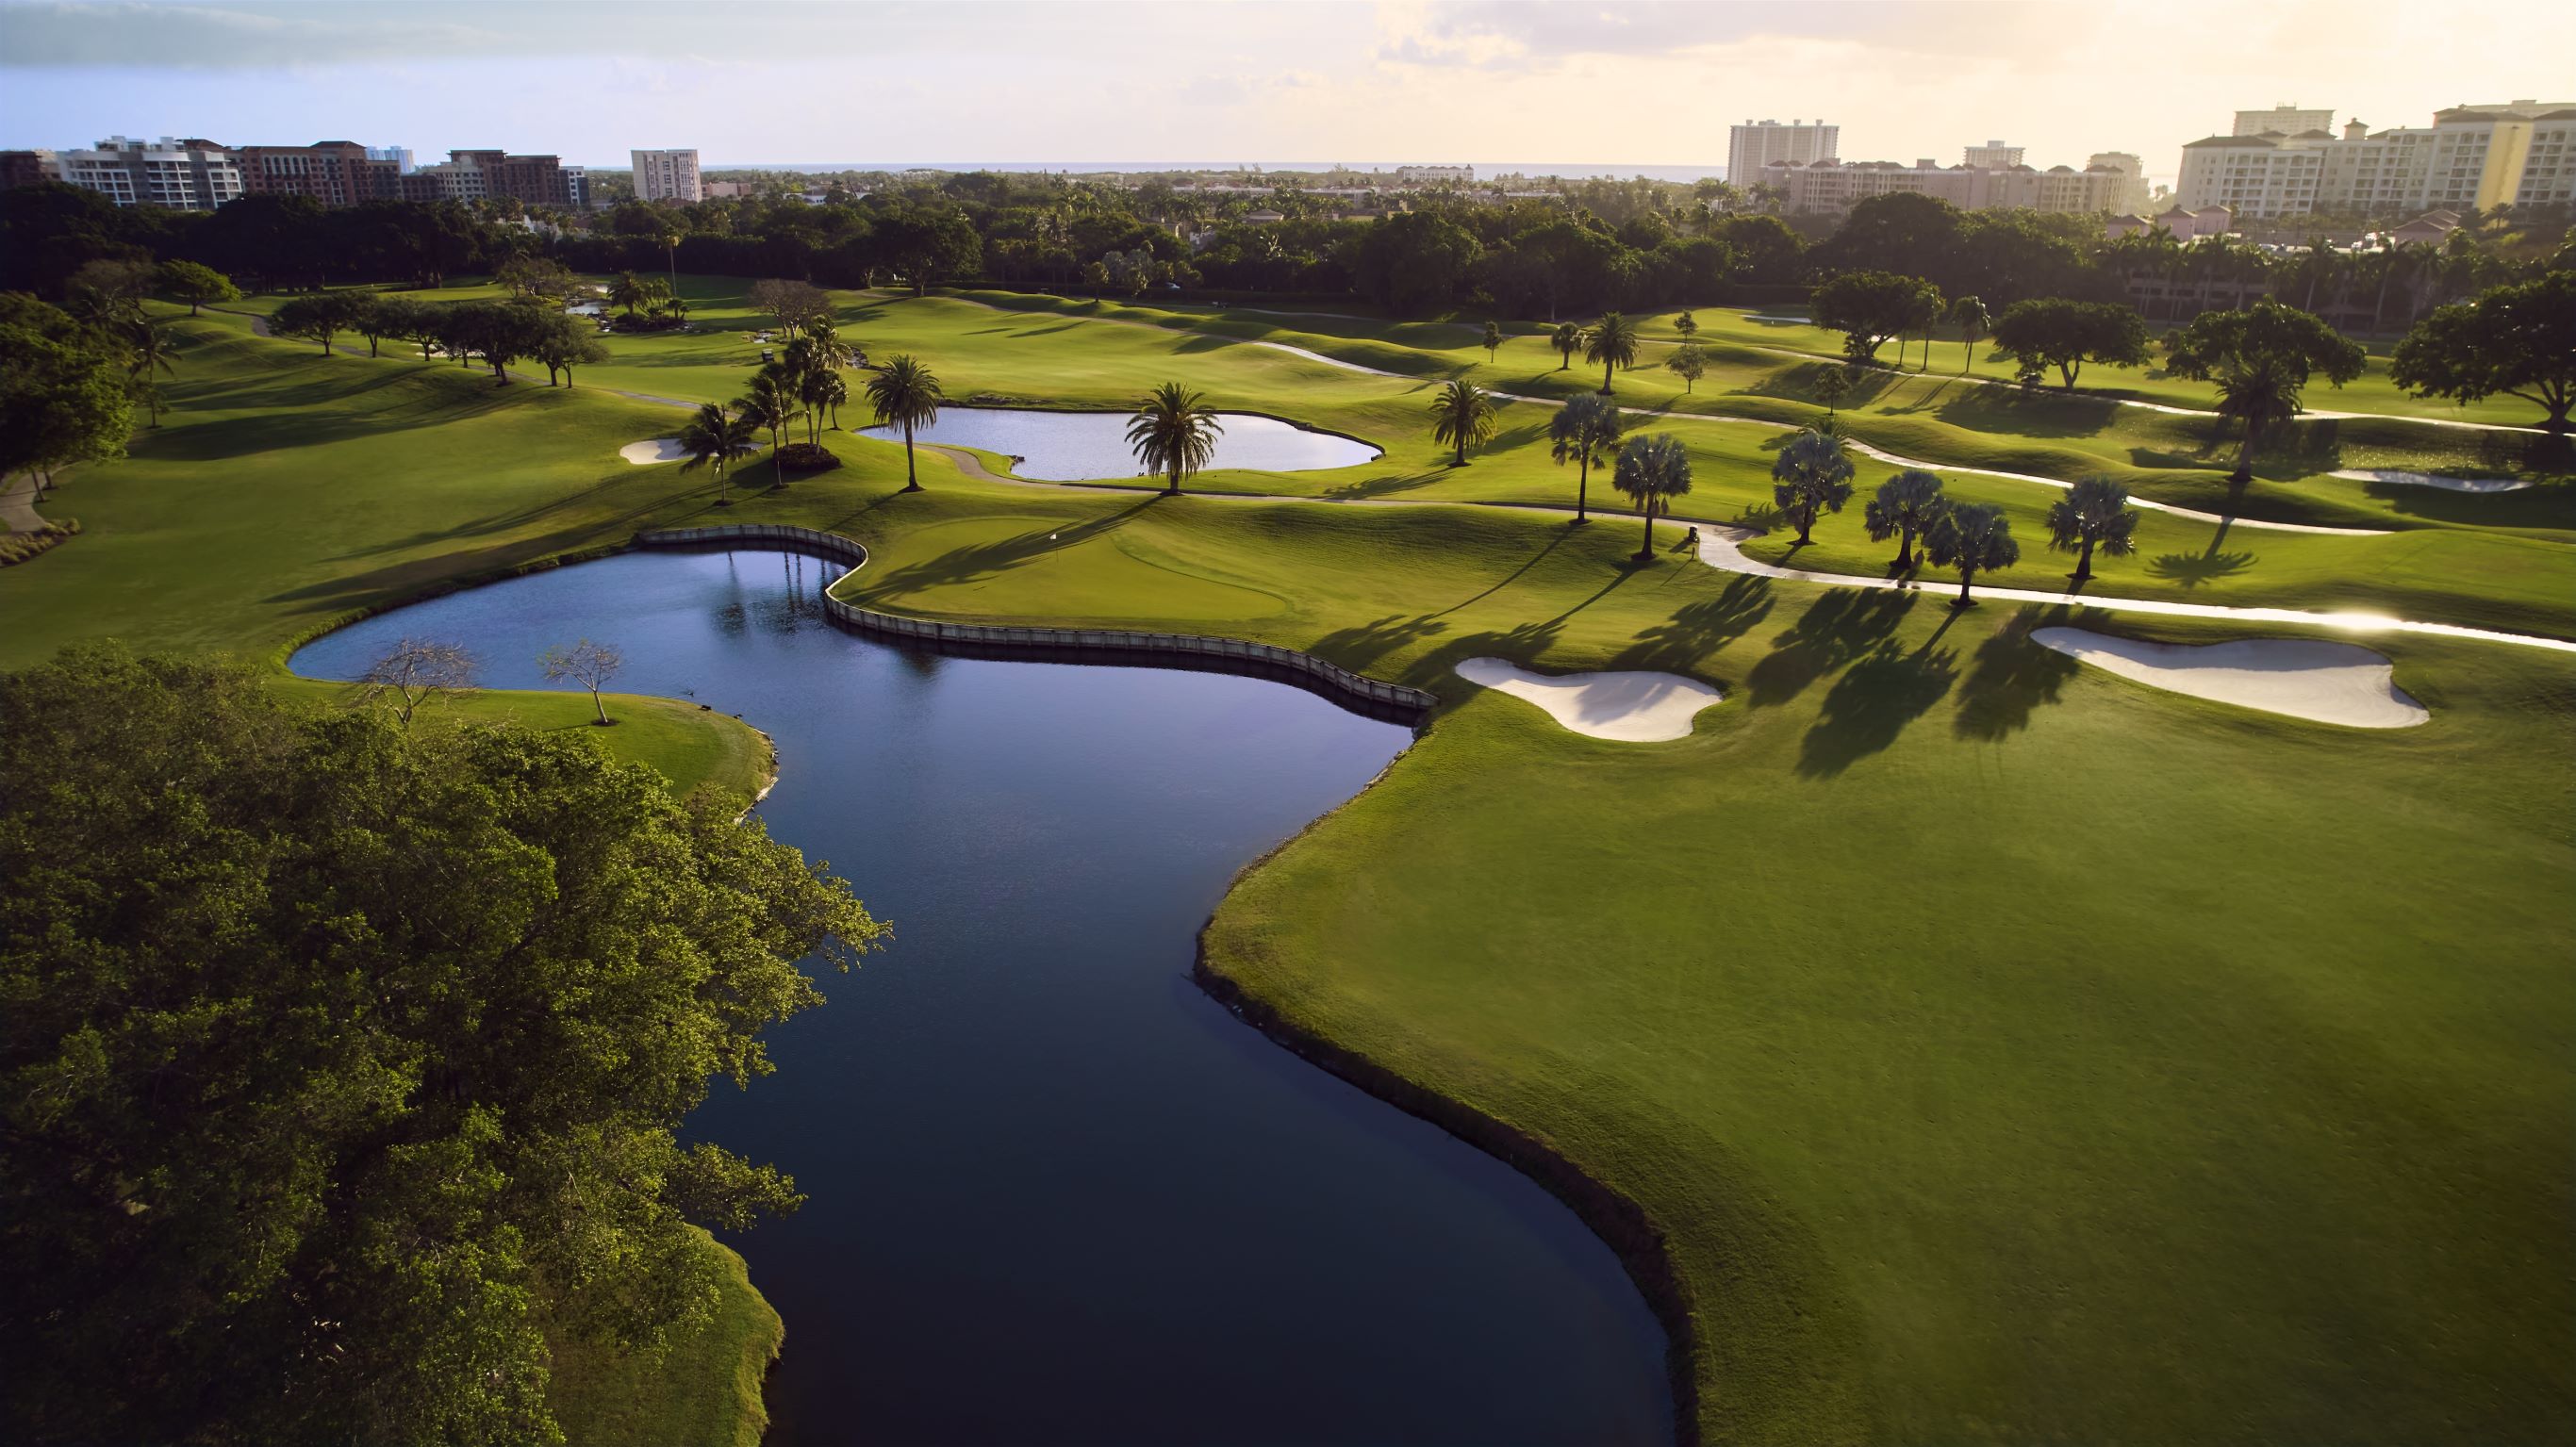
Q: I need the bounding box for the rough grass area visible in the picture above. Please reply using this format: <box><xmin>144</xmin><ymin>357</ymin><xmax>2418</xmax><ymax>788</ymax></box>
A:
<box><xmin>546</xmin><ymin>1229</ymin><xmax>783</xmax><ymax>1447</ymax></box>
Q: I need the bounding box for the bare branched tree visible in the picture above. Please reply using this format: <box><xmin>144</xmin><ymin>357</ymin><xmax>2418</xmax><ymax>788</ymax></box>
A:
<box><xmin>356</xmin><ymin>639</ymin><xmax>477</xmax><ymax>728</ymax></box>
<box><xmin>539</xmin><ymin>639</ymin><xmax>623</xmax><ymax>725</ymax></box>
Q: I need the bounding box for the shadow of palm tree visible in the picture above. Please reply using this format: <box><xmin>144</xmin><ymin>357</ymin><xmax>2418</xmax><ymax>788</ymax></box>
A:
<box><xmin>1741</xmin><ymin>589</ymin><xmax>1922</xmax><ymax>708</ymax></box>
<box><xmin>2147</xmin><ymin>549</ymin><xmax>2257</xmax><ymax>586</ymax></box>
<box><xmin>1620</xmin><ymin>575</ymin><xmax>1775</xmax><ymax>669</ymax></box>
<box><xmin>1953</xmin><ymin>615</ymin><xmax>2080</xmax><ymax>741</ymax></box>
<box><xmin>1434</xmin><ymin>530</ymin><xmax>1574</xmax><ymax>616</ymax></box>
<box><xmin>1313</xmin><ymin>612</ymin><xmax>1450</xmax><ymax>670</ymax></box>
<box><xmin>1324</xmin><ymin>469</ymin><xmax>1448</xmax><ymax>501</ymax></box>
<box><xmin>1797</xmin><ymin>638</ymin><xmax>1960</xmax><ymax>777</ymax></box>
<box><xmin>859</xmin><ymin>498</ymin><xmax>1157</xmax><ymax>598</ymax></box>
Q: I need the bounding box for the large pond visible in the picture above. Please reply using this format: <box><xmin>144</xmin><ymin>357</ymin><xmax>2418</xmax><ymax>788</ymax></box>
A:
<box><xmin>291</xmin><ymin>548</ymin><xmax>1669</xmax><ymax>1444</ymax></box>
<box><xmin>860</xmin><ymin>406</ymin><xmax>1380</xmax><ymax>481</ymax></box>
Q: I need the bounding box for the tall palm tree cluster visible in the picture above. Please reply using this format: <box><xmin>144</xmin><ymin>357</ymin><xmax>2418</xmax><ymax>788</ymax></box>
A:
<box><xmin>64</xmin><ymin>271</ymin><xmax>180</xmax><ymax>432</ymax></box>
<box><xmin>681</xmin><ymin>316</ymin><xmax>864</xmax><ymax>503</ymax></box>
<box><xmin>605</xmin><ymin>271</ymin><xmax>690</xmax><ymax>328</ymax></box>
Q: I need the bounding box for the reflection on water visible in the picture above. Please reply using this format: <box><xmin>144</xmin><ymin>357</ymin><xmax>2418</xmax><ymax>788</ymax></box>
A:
<box><xmin>859</xmin><ymin>405</ymin><xmax>1381</xmax><ymax>481</ymax></box>
<box><xmin>290</xmin><ymin>549</ymin><xmax>1669</xmax><ymax>1446</ymax></box>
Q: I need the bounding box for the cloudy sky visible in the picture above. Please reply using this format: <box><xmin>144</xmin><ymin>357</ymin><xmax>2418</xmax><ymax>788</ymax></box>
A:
<box><xmin>3</xmin><ymin>0</ymin><xmax>2569</xmax><ymax>184</ymax></box>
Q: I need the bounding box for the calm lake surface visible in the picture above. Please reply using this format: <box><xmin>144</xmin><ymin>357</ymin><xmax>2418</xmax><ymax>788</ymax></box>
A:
<box><xmin>291</xmin><ymin>548</ymin><xmax>1669</xmax><ymax>1445</ymax></box>
<box><xmin>860</xmin><ymin>406</ymin><xmax>1380</xmax><ymax>481</ymax></box>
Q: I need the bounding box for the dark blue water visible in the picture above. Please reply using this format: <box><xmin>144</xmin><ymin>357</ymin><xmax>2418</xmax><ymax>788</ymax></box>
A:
<box><xmin>858</xmin><ymin>407</ymin><xmax>1379</xmax><ymax>481</ymax></box>
<box><xmin>291</xmin><ymin>549</ymin><xmax>1669</xmax><ymax>1445</ymax></box>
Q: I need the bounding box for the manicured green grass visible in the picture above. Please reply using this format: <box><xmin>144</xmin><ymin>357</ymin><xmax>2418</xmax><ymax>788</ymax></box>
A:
<box><xmin>546</xmin><ymin>1229</ymin><xmax>783</xmax><ymax>1447</ymax></box>
<box><xmin>8</xmin><ymin>292</ymin><xmax>2572</xmax><ymax>1444</ymax></box>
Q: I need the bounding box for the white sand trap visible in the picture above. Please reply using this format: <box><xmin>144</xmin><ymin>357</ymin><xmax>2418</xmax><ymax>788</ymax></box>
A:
<box><xmin>1456</xmin><ymin>657</ymin><xmax>1724</xmax><ymax>742</ymax></box>
<box><xmin>2031</xmin><ymin>628</ymin><xmax>2427</xmax><ymax>729</ymax></box>
<box><xmin>2331</xmin><ymin>468</ymin><xmax>2530</xmax><ymax>493</ymax></box>
<box><xmin>620</xmin><ymin>438</ymin><xmax>687</xmax><ymax>465</ymax></box>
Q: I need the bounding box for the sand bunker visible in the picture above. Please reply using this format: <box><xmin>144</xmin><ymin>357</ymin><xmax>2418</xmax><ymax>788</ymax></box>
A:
<box><xmin>2330</xmin><ymin>468</ymin><xmax>2530</xmax><ymax>493</ymax></box>
<box><xmin>1455</xmin><ymin>658</ymin><xmax>1724</xmax><ymax>742</ymax></box>
<box><xmin>2031</xmin><ymin>628</ymin><xmax>2427</xmax><ymax>729</ymax></box>
<box><xmin>620</xmin><ymin>438</ymin><xmax>687</xmax><ymax>465</ymax></box>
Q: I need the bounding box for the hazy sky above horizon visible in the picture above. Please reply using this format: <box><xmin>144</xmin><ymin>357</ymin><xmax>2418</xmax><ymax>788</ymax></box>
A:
<box><xmin>3</xmin><ymin>0</ymin><xmax>2570</xmax><ymax>185</ymax></box>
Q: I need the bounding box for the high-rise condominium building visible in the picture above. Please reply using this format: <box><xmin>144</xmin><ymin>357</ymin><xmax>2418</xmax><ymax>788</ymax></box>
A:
<box><xmin>57</xmin><ymin>136</ymin><xmax>242</xmax><ymax>209</ymax></box>
<box><xmin>633</xmin><ymin>148</ymin><xmax>702</xmax><ymax>203</ymax></box>
<box><xmin>1727</xmin><ymin>120</ymin><xmax>1837</xmax><ymax>182</ymax></box>
<box><xmin>2089</xmin><ymin>152</ymin><xmax>2154</xmax><ymax>212</ymax></box>
<box><xmin>1962</xmin><ymin>140</ymin><xmax>2024</xmax><ymax>169</ymax></box>
<box><xmin>2235</xmin><ymin>106</ymin><xmax>2336</xmax><ymax>138</ymax></box>
<box><xmin>2179</xmin><ymin>100</ymin><xmax>2576</xmax><ymax>219</ymax></box>
<box><xmin>238</xmin><ymin>140</ymin><xmax>409</xmax><ymax>206</ymax></box>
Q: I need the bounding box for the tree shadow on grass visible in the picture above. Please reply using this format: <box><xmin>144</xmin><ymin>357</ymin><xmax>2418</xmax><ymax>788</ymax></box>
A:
<box><xmin>1952</xmin><ymin>613</ymin><xmax>2080</xmax><ymax>741</ymax></box>
<box><xmin>857</xmin><ymin>497</ymin><xmax>1159</xmax><ymax>597</ymax></box>
<box><xmin>1740</xmin><ymin>589</ymin><xmax>1922</xmax><ymax>708</ymax></box>
<box><xmin>1797</xmin><ymin>636</ymin><xmax>1960</xmax><ymax>777</ymax></box>
<box><xmin>1618</xmin><ymin>575</ymin><xmax>1775</xmax><ymax>670</ymax></box>
<box><xmin>1433</xmin><ymin>528</ymin><xmax>1573</xmax><ymax>616</ymax></box>
<box><xmin>1313</xmin><ymin>612</ymin><xmax>1451</xmax><ymax>671</ymax></box>
<box><xmin>1323</xmin><ymin>469</ymin><xmax>1449</xmax><ymax>501</ymax></box>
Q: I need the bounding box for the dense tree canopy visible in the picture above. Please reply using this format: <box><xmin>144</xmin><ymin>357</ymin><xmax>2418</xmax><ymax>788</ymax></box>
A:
<box><xmin>1987</xmin><ymin>298</ymin><xmax>2152</xmax><ymax>389</ymax></box>
<box><xmin>0</xmin><ymin>646</ymin><xmax>883</xmax><ymax>1446</ymax></box>
<box><xmin>0</xmin><ymin>292</ymin><xmax>134</xmax><ymax>483</ymax></box>
<box><xmin>1812</xmin><ymin>270</ymin><xmax>1943</xmax><ymax>366</ymax></box>
<box><xmin>2388</xmin><ymin>269</ymin><xmax>2576</xmax><ymax>432</ymax></box>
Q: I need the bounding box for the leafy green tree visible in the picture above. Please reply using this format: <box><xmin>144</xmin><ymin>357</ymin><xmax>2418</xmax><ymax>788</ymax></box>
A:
<box><xmin>1481</xmin><ymin>320</ymin><xmax>1504</xmax><ymax>364</ymax></box>
<box><xmin>2388</xmin><ymin>270</ymin><xmax>2575</xmax><ymax>432</ymax></box>
<box><xmin>1550</xmin><ymin>321</ymin><xmax>1583</xmax><ymax>370</ymax></box>
<box><xmin>1924</xmin><ymin>501</ymin><xmax>2020</xmax><ymax>604</ymax></box>
<box><xmin>1674</xmin><ymin>309</ymin><xmax>1699</xmax><ymax>341</ymax></box>
<box><xmin>1583</xmin><ymin>311</ymin><xmax>1640</xmax><ymax>394</ymax></box>
<box><xmin>0</xmin><ymin>644</ymin><xmax>882</xmax><ymax>1447</ymax></box>
<box><xmin>532</xmin><ymin>312</ymin><xmax>609</xmax><ymax>388</ymax></box>
<box><xmin>1664</xmin><ymin>342</ymin><xmax>1708</xmax><ymax>393</ymax></box>
<box><xmin>272</xmin><ymin>292</ymin><xmax>366</xmax><ymax>355</ymax></box>
<box><xmin>1863</xmin><ymin>469</ymin><xmax>1947</xmax><ymax>569</ymax></box>
<box><xmin>1947</xmin><ymin>295</ymin><xmax>1990</xmax><ymax>375</ymax></box>
<box><xmin>1988</xmin><ymin>298</ymin><xmax>2150</xmax><ymax>389</ymax></box>
<box><xmin>349</xmin><ymin>293</ymin><xmax>405</xmax><ymax>358</ymax></box>
<box><xmin>0</xmin><ymin>293</ymin><xmax>132</xmax><ymax>492</ymax></box>
<box><xmin>1611</xmin><ymin>432</ymin><xmax>1693</xmax><ymax>560</ymax></box>
<box><xmin>866</xmin><ymin>354</ymin><xmax>945</xmax><ymax>492</ymax></box>
<box><xmin>125</xmin><ymin>321</ymin><xmax>179</xmax><ymax>427</ymax></box>
<box><xmin>1810</xmin><ymin>270</ymin><xmax>1940</xmax><ymax>367</ymax></box>
<box><xmin>2163</xmin><ymin>299</ymin><xmax>2367</xmax><ymax>481</ymax></box>
<box><xmin>2045</xmin><ymin>476</ymin><xmax>2140</xmax><ymax>583</ymax></box>
<box><xmin>1127</xmin><ymin>381</ymin><xmax>1226</xmax><ymax>494</ymax></box>
<box><xmin>157</xmin><ymin>258</ymin><xmax>239</xmax><ymax>316</ymax></box>
<box><xmin>64</xmin><ymin>258</ymin><xmax>151</xmax><ymax>333</ymax></box>
<box><xmin>1428</xmin><ymin>378</ymin><xmax>1499</xmax><ymax>467</ymax></box>
<box><xmin>1548</xmin><ymin>391</ymin><xmax>1623</xmax><ymax>523</ymax></box>
<box><xmin>1346</xmin><ymin>211</ymin><xmax>1482</xmax><ymax>314</ymax></box>
<box><xmin>677</xmin><ymin>401</ymin><xmax>759</xmax><ymax>505</ymax></box>
<box><xmin>1770</xmin><ymin>426</ymin><xmax>1856</xmax><ymax>545</ymax></box>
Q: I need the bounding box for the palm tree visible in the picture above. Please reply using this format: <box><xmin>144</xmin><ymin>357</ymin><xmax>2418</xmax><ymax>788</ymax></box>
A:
<box><xmin>1550</xmin><ymin>321</ymin><xmax>1582</xmax><ymax>370</ymax></box>
<box><xmin>1770</xmin><ymin>426</ymin><xmax>1855</xmax><ymax>546</ymax></box>
<box><xmin>1481</xmin><ymin>321</ymin><xmax>1504</xmax><ymax>365</ymax></box>
<box><xmin>866</xmin><ymin>354</ymin><xmax>944</xmax><ymax>491</ymax></box>
<box><xmin>1947</xmin><ymin>296</ymin><xmax>1989</xmax><ymax>375</ymax></box>
<box><xmin>1583</xmin><ymin>312</ymin><xmax>1640</xmax><ymax>395</ymax></box>
<box><xmin>1610</xmin><ymin>432</ymin><xmax>1693</xmax><ymax>561</ymax></box>
<box><xmin>676</xmin><ymin>403</ymin><xmax>759</xmax><ymax>506</ymax></box>
<box><xmin>127</xmin><ymin>322</ymin><xmax>179</xmax><ymax>428</ymax></box>
<box><xmin>608</xmin><ymin>271</ymin><xmax>652</xmax><ymax>317</ymax></box>
<box><xmin>813</xmin><ymin>370</ymin><xmax>850</xmax><ymax>430</ymax></box>
<box><xmin>739</xmin><ymin>368</ymin><xmax>803</xmax><ymax>471</ymax></box>
<box><xmin>1427</xmin><ymin>378</ymin><xmax>1499</xmax><ymax>467</ymax></box>
<box><xmin>1127</xmin><ymin>382</ymin><xmax>1225</xmax><ymax>494</ymax></box>
<box><xmin>663</xmin><ymin>233</ymin><xmax>682</xmax><ymax>294</ymax></box>
<box><xmin>2045</xmin><ymin>477</ymin><xmax>2140</xmax><ymax>584</ymax></box>
<box><xmin>2214</xmin><ymin>358</ymin><xmax>2304</xmax><ymax>484</ymax></box>
<box><xmin>1924</xmin><ymin>502</ymin><xmax>2020</xmax><ymax>605</ymax></box>
<box><xmin>1548</xmin><ymin>392</ymin><xmax>1622</xmax><ymax>523</ymax></box>
<box><xmin>1862</xmin><ymin>469</ymin><xmax>1946</xmax><ymax>570</ymax></box>
<box><xmin>1811</xmin><ymin>366</ymin><xmax>1853</xmax><ymax>421</ymax></box>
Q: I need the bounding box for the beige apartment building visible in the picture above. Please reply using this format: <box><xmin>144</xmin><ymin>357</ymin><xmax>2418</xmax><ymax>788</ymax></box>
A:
<box><xmin>56</xmin><ymin>136</ymin><xmax>242</xmax><ymax>209</ymax></box>
<box><xmin>2179</xmin><ymin>100</ymin><xmax>2576</xmax><ymax>219</ymax></box>
<box><xmin>1727</xmin><ymin>120</ymin><xmax>1837</xmax><ymax>182</ymax></box>
<box><xmin>633</xmin><ymin>148</ymin><xmax>703</xmax><ymax>204</ymax></box>
<box><xmin>1753</xmin><ymin>155</ymin><xmax>2138</xmax><ymax>217</ymax></box>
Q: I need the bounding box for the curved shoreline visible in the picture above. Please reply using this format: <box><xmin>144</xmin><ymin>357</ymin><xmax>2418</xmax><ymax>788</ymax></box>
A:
<box><xmin>1190</xmin><ymin>898</ymin><xmax>1703</xmax><ymax>1447</ymax></box>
